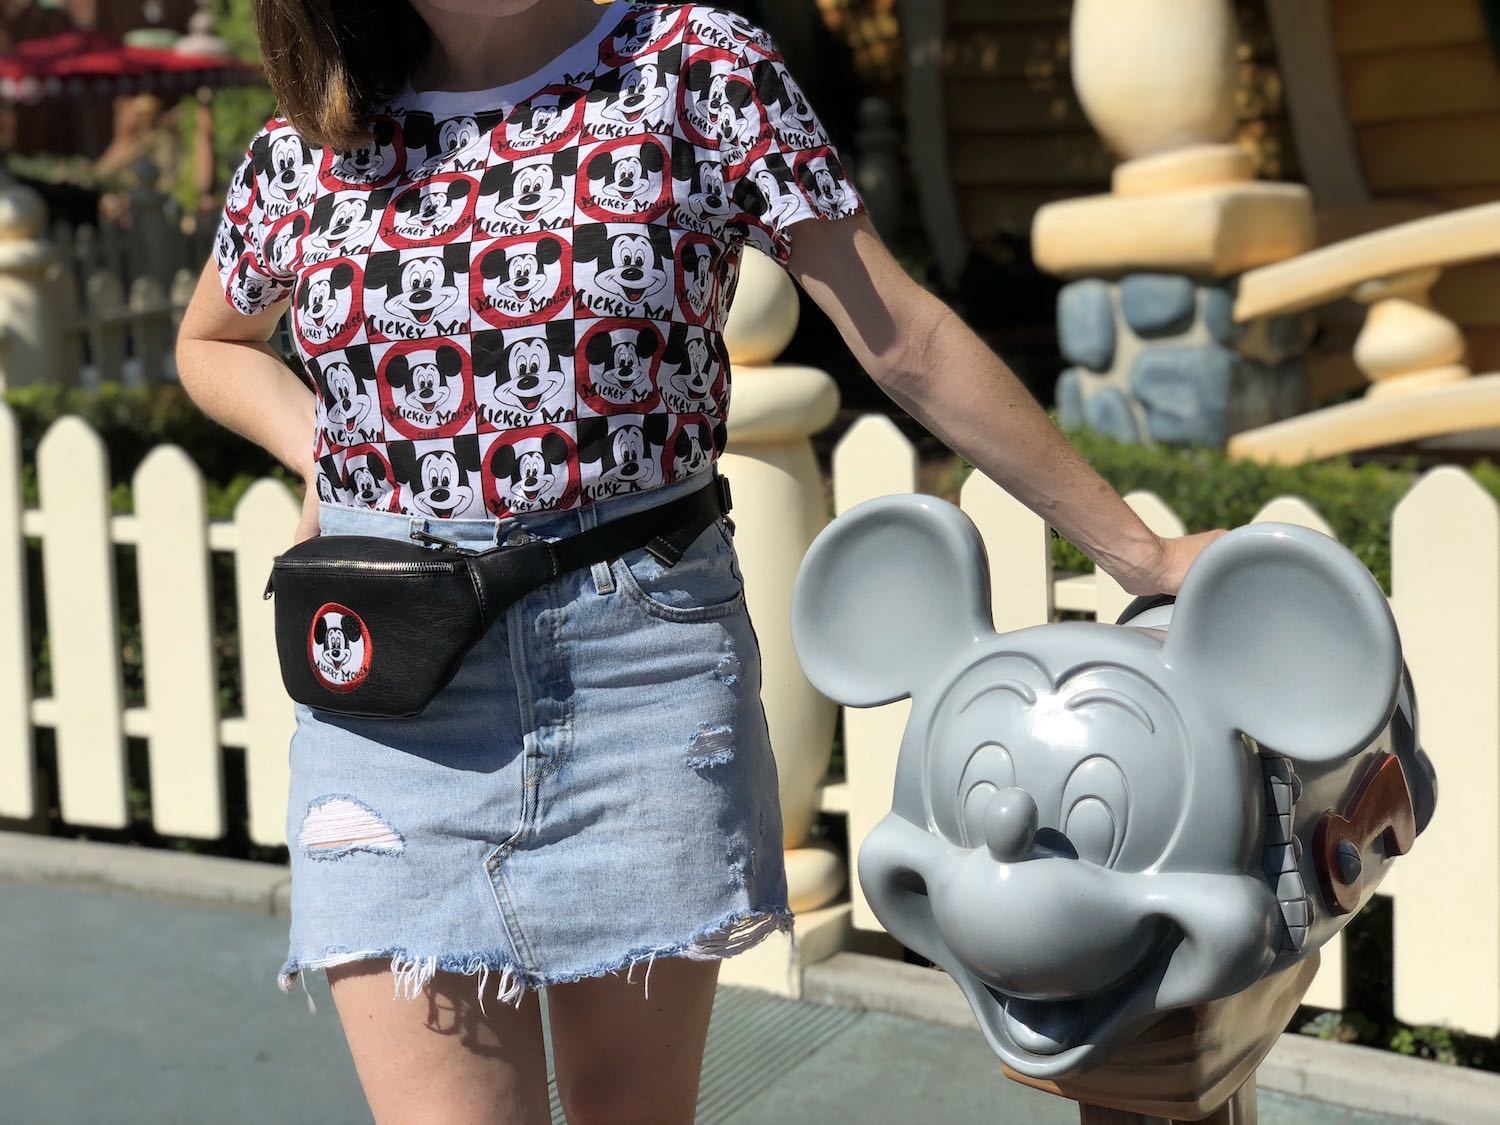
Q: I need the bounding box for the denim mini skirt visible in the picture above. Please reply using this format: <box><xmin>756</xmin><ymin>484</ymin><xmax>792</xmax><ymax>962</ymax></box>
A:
<box><xmin>278</xmin><ymin>470</ymin><xmax>790</xmax><ymax>1010</ymax></box>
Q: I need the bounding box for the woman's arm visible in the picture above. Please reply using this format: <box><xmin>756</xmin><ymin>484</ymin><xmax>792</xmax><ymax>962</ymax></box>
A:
<box><xmin>786</xmin><ymin>213</ymin><xmax>1224</xmax><ymax>597</ymax></box>
<box><xmin>175</xmin><ymin>259</ymin><xmax>322</xmax><ymax>543</ymax></box>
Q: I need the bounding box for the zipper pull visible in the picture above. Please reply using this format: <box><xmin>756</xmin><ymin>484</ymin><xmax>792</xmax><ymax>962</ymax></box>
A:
<box><xmin>263</xmin><ymin>569</ymin><xmax>275</xmax><ymax>600</ymax></box>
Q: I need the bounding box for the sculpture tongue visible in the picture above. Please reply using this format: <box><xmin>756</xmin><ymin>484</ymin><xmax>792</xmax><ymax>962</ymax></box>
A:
<box><xmin>1001</xmin><ymin>995</ymin><xmax>1085</xmax><ymax>1055</ymax></box>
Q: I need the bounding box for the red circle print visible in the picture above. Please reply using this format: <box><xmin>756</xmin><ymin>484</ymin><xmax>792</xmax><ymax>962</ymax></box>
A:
<box><xmin>318</xmin><ymin>116</ymin><xmax>405</xmax><ymax>190</ymax></box>
<box><xmin>307</xmin><ymin>602</ymin><xmax>372</xmax><ymax>693</ymax></box>
<box><xmin>481</xmin><ymin>425</ymin><xmax>581</xmax><ymax>517</ymax></box>
<box><xmin>577</xmin><ymin>136</ymin><xmax>672</xmax><ymax>224</ymax></box>
<box><xmin>292</xmin><ymin>256</ymin><xmax>364</xmax><ymax>352</ymax></box>
<box><xmin>471</xmin><ymin>232</ymin><xmax>575</xmax><ymax>329</ymax></box>
<box><xmin>376</xmin><ymin>338</ymin><xmax>478</xmax><ymax>441</ymax></box>
<box><xmin>495</xmin><ymin>85</ymin><xmax>588</xmax><ymax>159</ymax></box>
<box><xmin>600</xmin><ymin>4</ymin><xmax>688</xmax><ymax>68</ymax></box>
<box><xmin>577</xmin><ymin>319</ymin><xmax>665</xmax><ymax>416</ymax></box>
<box><xmin>378</xmin><ymin>172</ymin><xmax>477</xmax><ymax>249</ymax></box>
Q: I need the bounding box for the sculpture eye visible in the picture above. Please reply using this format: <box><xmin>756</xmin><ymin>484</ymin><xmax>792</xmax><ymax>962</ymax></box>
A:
<box><xmin>1064</xmin><ymin>798</ymin><xmax>1116</xmax><ymax>866</ymax></box>
<box><xmin>1061</xmin><ymin>757</ymin><xmax>1129</xmax><ymax>867</ymax></box>
<box><xmin>958</xmin><ymin>742</ymin><xmax>1015</xmax><ymax>848</ymax></box>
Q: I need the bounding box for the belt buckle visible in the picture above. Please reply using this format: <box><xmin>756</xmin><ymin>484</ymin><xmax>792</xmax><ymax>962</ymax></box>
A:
<box><xmin>409</xmin><ymin>526</ymin><xmax>482</xmax><ymax>555</ymax></box>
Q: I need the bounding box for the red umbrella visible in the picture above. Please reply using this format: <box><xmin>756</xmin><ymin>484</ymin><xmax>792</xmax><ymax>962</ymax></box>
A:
<box><xmin>0</xmin><ymin>29</ymin><xmax>263</xmax><ymax>104</ymax></box>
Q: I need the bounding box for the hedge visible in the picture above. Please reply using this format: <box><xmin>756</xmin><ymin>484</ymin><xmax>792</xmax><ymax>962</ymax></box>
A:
<box><xmin>951</xmin><ymin>425</ymin><xmax>1500</xmax><ymax>593</ymax></box>
<box><xmin>16</xmin><ymin>383</ymin><xmax>1500</xmax><ymax>592</ymax></box>
<box><xmin>6</xmin><ymin>383</ymin><xmax>300</xmax><ymax>518</ymax></box>
<box><xmin>15</xmin><ymin>383</ymin><xmax>1500</xmax><ymax>593</ymax></box>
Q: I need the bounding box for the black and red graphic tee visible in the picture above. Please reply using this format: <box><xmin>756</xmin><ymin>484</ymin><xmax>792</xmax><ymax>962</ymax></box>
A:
<box><xmin>214</xmin><ymin>1</ymin><xmax>866</xmax><ymax>519</ymax></box>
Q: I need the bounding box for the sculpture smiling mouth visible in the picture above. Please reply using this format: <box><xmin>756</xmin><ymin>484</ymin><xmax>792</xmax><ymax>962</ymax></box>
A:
<box><xmin>984</xmin><ymin>985</ymin><xmax>1089</xmax><ymax>1055</ymax></box>
<box><xmin>963</xmin><ymin>961</ymin><xmax>1159</xmax><ymax>1070</ymax></box>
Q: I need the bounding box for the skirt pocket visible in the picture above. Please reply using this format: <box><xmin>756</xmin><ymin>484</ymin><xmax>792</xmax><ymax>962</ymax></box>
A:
<box><xmin>611</xmin><ymin>517</ymin><xmax>745</xmax><ymax>622</ymax></box>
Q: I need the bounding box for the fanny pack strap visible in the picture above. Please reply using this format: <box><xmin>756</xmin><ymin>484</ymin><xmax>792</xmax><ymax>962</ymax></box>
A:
<box><xmin>465</xmin><ymin>474</ymin><xmax>733</xmax><ymax>628</ymax></box>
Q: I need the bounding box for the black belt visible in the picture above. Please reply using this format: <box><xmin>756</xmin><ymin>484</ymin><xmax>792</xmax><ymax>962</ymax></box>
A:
<box><xmin>264</xmin><ymin>474</ymin><xmax>734</xmax><ymax>718</ymax></box>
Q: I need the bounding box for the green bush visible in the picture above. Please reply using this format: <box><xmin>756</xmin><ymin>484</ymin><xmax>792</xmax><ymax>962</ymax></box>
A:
<box><xmin>952</xmin><ymin>425</ymin><xmax>1500</xmax><ymax>593</ymax></box>
<box><xmin>4</xmin><ymin>382</ymin><xmax>287</xmax><ymax>491</ymax></box>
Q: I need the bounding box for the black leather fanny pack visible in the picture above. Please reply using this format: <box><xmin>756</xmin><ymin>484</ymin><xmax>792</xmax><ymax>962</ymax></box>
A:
<box><xmin>262</xmin><ymin>475</ymin><xmax>733</xmax><ymax>718</ymax></box>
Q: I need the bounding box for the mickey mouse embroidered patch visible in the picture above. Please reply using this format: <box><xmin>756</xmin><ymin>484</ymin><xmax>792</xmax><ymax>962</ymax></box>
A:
<box><xmin>308</xmin><ymin>602</ymin><xmax>372</xmax><ymax>692</ymax></box>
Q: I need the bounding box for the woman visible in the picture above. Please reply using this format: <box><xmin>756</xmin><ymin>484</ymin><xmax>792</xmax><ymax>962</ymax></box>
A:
<box><xmin>176</xmin><ymin>1</ymin><xmax>1225</xmax><ymax>1121</ymax></box>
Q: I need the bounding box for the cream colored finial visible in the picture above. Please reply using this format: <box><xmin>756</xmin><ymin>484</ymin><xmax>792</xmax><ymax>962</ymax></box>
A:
<box><xmin>1071</xmin><ymin>0</ymin><xmax>1239</xmax><ymax>161</ymax></box>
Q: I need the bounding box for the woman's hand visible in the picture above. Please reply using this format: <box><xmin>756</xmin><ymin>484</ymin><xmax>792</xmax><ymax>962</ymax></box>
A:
<box><xmin>293</xmin><ymin>478</ymin><xmax>322</xmax><ymax>545</ymax></box>
<box><xmin>1113</xmin><ymin>529</ymin><xmax>1229</xmax><ymax>597</ymax></box>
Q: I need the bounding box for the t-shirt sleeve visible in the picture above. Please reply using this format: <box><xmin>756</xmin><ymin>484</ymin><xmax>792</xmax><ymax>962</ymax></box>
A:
<box><xmin>212</xmin><ymin>119</ymin><xmax>297</xmax><ymax>315</ymax></box>
<box><xmin>716</xmin><ymin>36</ymin><xmax>867</xmax><ymax>269</ymax></box>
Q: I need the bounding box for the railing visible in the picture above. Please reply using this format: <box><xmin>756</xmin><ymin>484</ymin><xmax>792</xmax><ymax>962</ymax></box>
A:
<box><xmin>43</xmin><ymin>265</ymin><xmax>200</xmax><ymax>389</ymax></box>
<box><xmin>3</xmin><ymin>405</ymin><xmax>1497</xmax><ymax>1039</ymax></box>
<box><xmin>38</xmin><ymin>203</ymin><xmax>218</xmax><ymax>389</ymax></box>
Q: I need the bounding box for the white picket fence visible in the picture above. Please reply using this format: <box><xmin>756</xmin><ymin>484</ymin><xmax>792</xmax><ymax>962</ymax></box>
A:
<box><xmin>3</xmin><ymin>406</ymin><xmax>1498</xmax><ymax>1039</ymax></box>
<box><xmin>0</xmin><ymin>405</ymin><xmax>298</xmax><ymax>846</ymax></box>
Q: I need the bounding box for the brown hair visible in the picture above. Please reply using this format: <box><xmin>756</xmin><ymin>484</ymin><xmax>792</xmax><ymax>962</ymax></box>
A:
<box><xmin>254</xmin><ymin>0</ymin><xmax>432</xmax><ymax>151</ymax></box>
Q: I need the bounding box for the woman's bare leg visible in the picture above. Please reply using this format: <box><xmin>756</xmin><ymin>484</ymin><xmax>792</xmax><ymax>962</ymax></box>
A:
<box><xmin>326</xmin><ymin>960</ymin><xmax>553</xmax><ymax>1125</ymax></box>
<box><xmin>547</xmin><ymin>958</ymin><xmax>720</xmax><ymax>1125</ymax></box>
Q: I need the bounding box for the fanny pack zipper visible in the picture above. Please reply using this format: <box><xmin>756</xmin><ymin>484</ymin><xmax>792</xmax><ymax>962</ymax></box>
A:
<box><xmin>263</xmin><ymin>557</ymin><xmax>464</xmax><ymax>599</ymax></box>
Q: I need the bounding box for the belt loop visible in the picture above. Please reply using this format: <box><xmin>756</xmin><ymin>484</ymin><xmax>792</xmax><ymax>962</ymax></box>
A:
<box><xmin>407</xmin><ymin>514</ymin><xmax>427</xmax><ymax>543</ymax></box>
<box><xmin>590</xmin><ymin>560</ymin><xmax>616</xmax><ymax>595</ymax></box>
<box><xmin>581</xmin><ymin>494</ymin><xmax>610</xmax><ymax>592</ymax></box>
<box><xmin>489</xmin><ymin>515</ymin><xmax>503</xmax><ymax>549</ymax></box>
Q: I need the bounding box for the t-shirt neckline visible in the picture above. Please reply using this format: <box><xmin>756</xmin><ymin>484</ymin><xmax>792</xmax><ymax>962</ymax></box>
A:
<box><xmin>395</xmin><ymin>0</ymin><xmax>637</xmax><ymax>116</ymax></box>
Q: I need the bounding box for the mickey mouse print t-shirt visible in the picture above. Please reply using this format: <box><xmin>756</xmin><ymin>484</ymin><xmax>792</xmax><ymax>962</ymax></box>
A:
<box><xmin>214</xmin><ymin>0</ymin><xmax>865</xmax><ymax>520</ymax></box>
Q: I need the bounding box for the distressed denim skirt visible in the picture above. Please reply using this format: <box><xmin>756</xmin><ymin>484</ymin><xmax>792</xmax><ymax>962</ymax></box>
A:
<box><xmin>278</xmin><ymin>469</ymin><xmax>790</xmax><ymax>1010</ymax></box>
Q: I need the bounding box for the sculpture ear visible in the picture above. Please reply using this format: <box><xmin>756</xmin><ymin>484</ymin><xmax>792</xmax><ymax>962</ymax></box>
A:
<box><xmin>792</xmin><ymin>496</ymin><xmax>994</xmax><ymax>707</ymax></box>
<box><xmin>1163</xmin><ymin>523</ymin><xmax>1400</xmax><ymax>763</ymax></box>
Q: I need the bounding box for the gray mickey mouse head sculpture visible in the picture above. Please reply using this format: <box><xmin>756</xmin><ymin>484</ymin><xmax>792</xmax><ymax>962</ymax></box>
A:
<box><xmin>791</xmin><ymin>495</ymin><xmax>1436</xmax><ymax>1081</ymax></box>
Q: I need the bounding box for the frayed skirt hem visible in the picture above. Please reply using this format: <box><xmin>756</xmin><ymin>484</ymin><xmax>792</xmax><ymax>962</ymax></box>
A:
<box><xmin>277</xmin><ymin>905</ymin><xmax>794</xmax><ymax>1015</ymax></box>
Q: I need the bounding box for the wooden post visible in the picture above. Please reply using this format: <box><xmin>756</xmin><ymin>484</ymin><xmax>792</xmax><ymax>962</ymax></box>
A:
<box><xmin>0</xmin><ymin>403</ymin><xmax>33</xmax><ymax>820</ymax></box>
<box><xmin>1005</xmin><ymin>955</ymin><xmax>1317</xmax><ymax>1124</ymax></box>
<box><xmin>135</xmin><ymin>445</ymin><xmax>222</xmax><ymax>838</ymax></box>
<box><xmin>38</xmin><ymin>416</ymin><xmax>128</xmax><ymax>828</ymax></box>
<box><xmin>832</xmin><ymin>416</ymin><xmax>917</xmax><ymax>930</ymax></box>
<box><xmin>233</xmin><ymin>479</ymin><xmax>299</xmax><ymax>847</ymax></box>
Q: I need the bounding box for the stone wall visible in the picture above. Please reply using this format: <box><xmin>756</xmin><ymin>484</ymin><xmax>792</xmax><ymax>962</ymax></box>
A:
<box><xmin>1055</xmin><ymin>273</ymin><xmax>1312</xmax><ymax>446</ymax></box>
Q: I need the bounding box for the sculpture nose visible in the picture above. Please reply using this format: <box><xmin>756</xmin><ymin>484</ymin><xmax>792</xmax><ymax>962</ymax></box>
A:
<box><xmin>983</xmin><ymin>787</ymin><xmax>1039</xmax><ymax>863</ymax></box>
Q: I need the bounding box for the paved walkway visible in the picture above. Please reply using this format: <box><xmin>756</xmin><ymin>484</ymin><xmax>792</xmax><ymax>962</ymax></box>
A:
<box><xmin>1</xmin><ymin>881</ymin><xmax>1415</xmax><ymax>1124</ymax></box>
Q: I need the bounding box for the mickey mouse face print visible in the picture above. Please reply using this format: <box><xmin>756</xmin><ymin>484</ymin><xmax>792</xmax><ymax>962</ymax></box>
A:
<box><xmin>214</xmin><ymin>3</ymin><xmax>866</xmax><ymax>520</ymax></box>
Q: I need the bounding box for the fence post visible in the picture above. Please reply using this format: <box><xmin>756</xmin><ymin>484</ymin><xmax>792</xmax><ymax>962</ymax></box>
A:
<box><xmin>1390</xmin><ymin>466</ymin><xmax>1500</xmax><ymax>1036</ymax></box>
<box><xmin>71</xmin><ymin>223</ymin><xmax>99</xmax><ymax>296</ymax></box>
<box><xmin>1094</xmin><ymin>492</ymin><xmax>1184</xmax><ymax>624</ymax></box>
<box><xmin>833</xmin><ymin>415</ymin><xmax>918</xmax><ymax>930</ymax></box>
<box><xmin>960</xmin><ymin>469</ymin><xmax>1053</xmax><ymax>633</ymax></box>
<box><xmin>168</xmin><ymin>267</ymin><xmax>199</xmax><ymax>370</ymax></box>
<box><xmin>135</xmin><ymin>446</ymin><xmax>223</xmax><ymax>839</ymax></box>
<box><xmin>0</xmin><ymin>403</ymin><xmax>33</xmax><ymax>818</ymax></box>
<box><xmin>234</xmin><ymin>479</ymin><xmax>299</xmax><ymax>847</ymax></box>
<box><xmin>83</xmin><ymin>270</ymin><xmax>127</xmax><ymax>390</ymax></box>
<box><xmin>38</xmin><ymin>416</ymin><xmax>127</xmax><ymax>828</ymax></box>
<box><xmin>1251</xmin><ymin>496</ymin><xmax>1345</xmax><ymax>1011</ymax></box>
<box><xmin>128</xmin><ymin>275</ymin><xmax>171</xmax><ymax>386</ymax></box>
